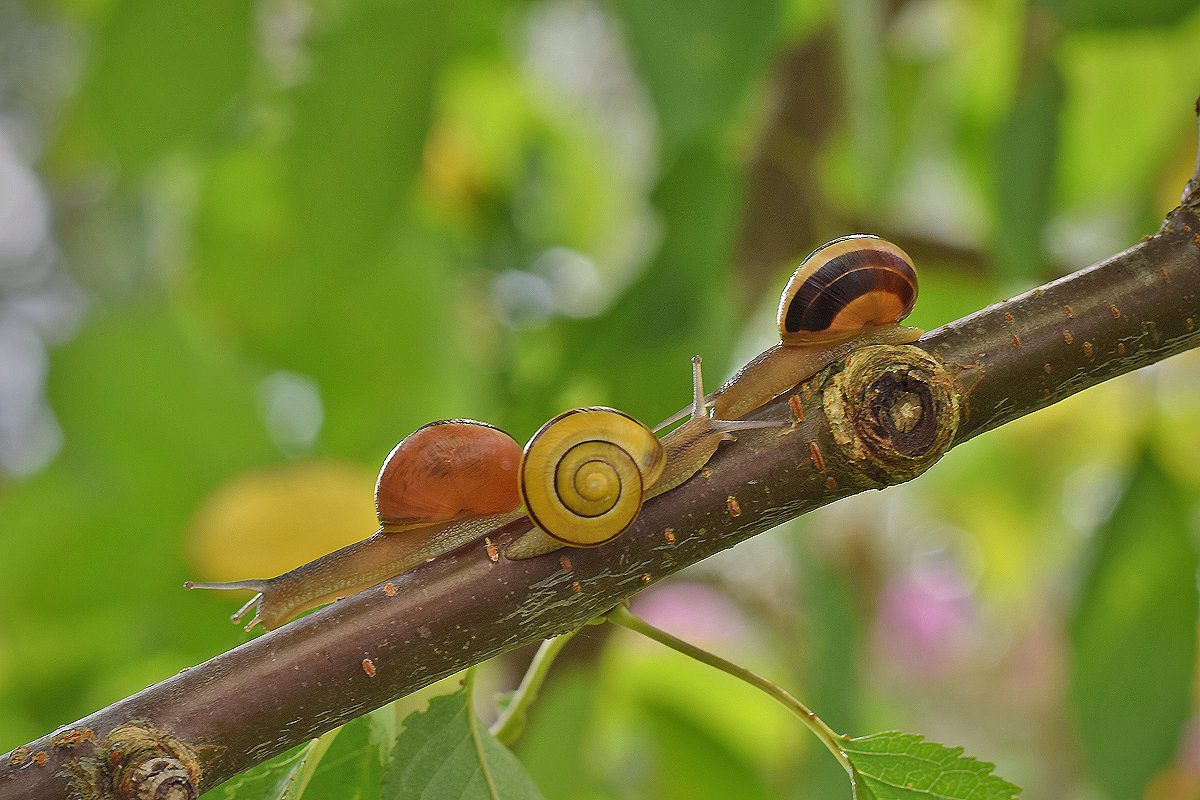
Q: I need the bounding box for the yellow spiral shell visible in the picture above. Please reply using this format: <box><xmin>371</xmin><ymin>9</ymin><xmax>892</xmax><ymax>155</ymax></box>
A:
<box><xmin>520</xmin><ymin>407</ymin><xmax>665</xmax><ymax>547</ymax></box>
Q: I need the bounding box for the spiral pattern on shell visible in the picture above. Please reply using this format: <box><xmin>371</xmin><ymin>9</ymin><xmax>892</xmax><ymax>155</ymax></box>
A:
<box><xmin>778</xmin><ymin>235</ymin><xmax>917</xmax><ymax>344</ymax></box>
<box><xmin>520</xmin><ymin>407</ymin><xmax>665</xmax><ymax>547</ymax></box>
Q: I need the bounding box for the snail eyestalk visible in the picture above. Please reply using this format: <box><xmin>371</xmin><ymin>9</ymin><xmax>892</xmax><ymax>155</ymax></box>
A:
<box><xmin>184</xmin><ymin>581</ymin><xmax>269</xmax><ymax>629</ymax></box>
<box><xmin>648</xmin><ymin>355</ymin><xmax>784</xmax><ymax>499</ymax></box>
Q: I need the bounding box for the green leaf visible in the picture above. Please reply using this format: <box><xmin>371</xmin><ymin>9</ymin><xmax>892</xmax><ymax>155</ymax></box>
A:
<box><xmin>992</xmin><ymin>60</ymin><xmax>1062</xmax><ymax>281</ymax></box>
<box><xmin>303</xmin><ymin>711</ymin><xmax>389</xmax><ymax>800</ymax></box>
<box><xmin>844</xmin><ymin>732</ymin><xmax>1021</xmax><ymax>800</ymax></box>
<box><xmin>1068</xmin><ymin>452</ymin><xmax>1199</xmax><ymax>799</ymax></box>
<box><xmin>201</xmin><ymin>708</ymin><xmax>394</xmax><ymax>800</ymax></box>
<box><xmin>1039</xmin><ymin>0</ymin><xmax>1199</xmax><ymax>30</ymax></box>
<box><xmin>605</xmin><ymin>0</ymin><xmax>782</xmax><ymax>155</ymax></box>
<box><xmin>70</xmin><ymin>0</ymin><xmax>253</xmax><ymax>169</ymax></box>
<box><xmin>383</xmin><ymin>686</ymin><xmax>546</xmax><ymax>800</ymax></box>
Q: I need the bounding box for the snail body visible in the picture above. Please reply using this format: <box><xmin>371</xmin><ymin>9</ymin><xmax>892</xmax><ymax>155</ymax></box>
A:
<box><xmin>712</xmin><ymin>235</ymin><xmax>921</xmax><ymax>420</ymax></box>
<box><xmin>198</xmin><ymin>510</ymin><xmax>524</xmax><ymax>632</ymax></box>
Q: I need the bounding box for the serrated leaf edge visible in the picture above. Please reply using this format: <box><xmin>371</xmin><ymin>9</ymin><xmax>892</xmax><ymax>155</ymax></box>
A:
<box><xmin>843</xmin><ymin>731</ymin><xmax>1021</xmax><ymax>799</ymax></box>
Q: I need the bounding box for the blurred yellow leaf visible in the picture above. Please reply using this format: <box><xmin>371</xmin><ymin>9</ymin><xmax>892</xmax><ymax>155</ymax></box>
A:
<box><xmin>187</xmin><ymin>460</ymin><xmax>377</xmax><ymax>582</ymax></box>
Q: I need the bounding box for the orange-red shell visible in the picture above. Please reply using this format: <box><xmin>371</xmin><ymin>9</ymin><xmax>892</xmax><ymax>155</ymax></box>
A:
<box><xmin>778</xmin><ymin>235</ymin><xmax>917</xmax><ymax>344</ymax></box>
<box><xmin>375</xmin><ymin>419</ymin><xmax>522</xmax><ymax>528</ymax></box>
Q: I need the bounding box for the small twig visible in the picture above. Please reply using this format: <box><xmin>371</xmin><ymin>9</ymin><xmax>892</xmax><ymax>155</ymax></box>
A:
<box><xmin>488</xmin><ymin>628</ymin><xmax>581</xmax><ymax>745</ymax></box>
<box><xmin>605</xmin><ymin>604</ymin><xmax>853</xmax><ymax>775</ymax></box>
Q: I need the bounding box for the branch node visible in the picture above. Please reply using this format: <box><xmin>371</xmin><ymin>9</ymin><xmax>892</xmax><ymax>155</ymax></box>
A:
<box><xmin>62</xmin><ymin>723</ymin><xmax>209</xmax><ymax>800</ymax></box>
<box><xmin>823</xmin><ymin>345</ymin><xmax>960</xmax><ymax>485</ymax></box>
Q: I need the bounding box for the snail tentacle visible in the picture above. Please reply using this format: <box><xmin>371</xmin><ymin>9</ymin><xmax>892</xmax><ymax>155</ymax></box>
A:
<box><xmin>183</xmin><ymin>581</ymin><xmax>268</xmax><ymax>629</ymax></box>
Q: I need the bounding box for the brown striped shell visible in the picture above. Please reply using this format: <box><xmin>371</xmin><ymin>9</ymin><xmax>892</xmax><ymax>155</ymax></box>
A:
<box><xmin>777</xmin><ymin>235</ymin><xmax>917</xmax><ymax>344</ymax></box>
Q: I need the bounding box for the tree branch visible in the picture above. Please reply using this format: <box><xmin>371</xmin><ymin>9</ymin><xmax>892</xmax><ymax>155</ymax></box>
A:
<box><xmin>5</xmin><ymin>210</ymin><xmax>1200</xmax><ymax>800</ymax></box>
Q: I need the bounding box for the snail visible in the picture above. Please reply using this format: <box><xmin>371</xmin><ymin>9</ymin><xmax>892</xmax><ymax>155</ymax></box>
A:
<box><xmin>716</xmin><ymin>234</ymin><xmax>921</xmax><ymax>417</ymax></box>
<box><xmin>504</xmin><ymin>355</ymin><xmax>779</xmax><ymax>559</ymax></box>
<box><xmin>659</xmin><ymin>234</ymin><xmax>922</xmax><ymax>428</ymax></box>
<box><xmin>186</xmin><ymin>419</ymin><xmax>529</xmax><ymax>631</ymax></box>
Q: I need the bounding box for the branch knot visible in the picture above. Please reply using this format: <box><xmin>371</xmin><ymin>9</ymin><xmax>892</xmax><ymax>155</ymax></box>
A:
<box><xmin>824</xmin><ymin>345</ymin><xmax>959</xmax><ymax>486</ymax></box>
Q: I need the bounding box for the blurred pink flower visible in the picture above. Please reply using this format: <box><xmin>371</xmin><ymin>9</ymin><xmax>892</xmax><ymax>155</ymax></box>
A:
<box><xmin>875</xmin><ymin>561</ymin><xmax>976</xmax><ymax>677</ymax></box>
<box><xmin>631</xmin><ymin>582</ymin><xmax>750</xmax><ymax>647</ymax></box>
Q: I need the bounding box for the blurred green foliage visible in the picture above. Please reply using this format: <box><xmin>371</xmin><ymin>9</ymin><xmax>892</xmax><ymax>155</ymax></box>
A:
<box><xmin>1</xmin><ymin>0</ymin><xmax>1199</xmax><ymax>797</ymax></box>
